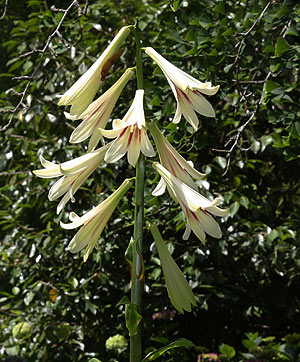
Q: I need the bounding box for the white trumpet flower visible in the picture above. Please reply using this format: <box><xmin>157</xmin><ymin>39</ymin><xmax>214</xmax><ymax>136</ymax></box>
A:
<box><xmin>33</xmin><ymin>144</ymin><xmax>110</xmax><ymax>213</ymax></box>
<box><xmin>58</xmin><ymin>26</ymin><xmax>131</xmax><ymax>119</ymax></box>
<box><xmin>69</xmin><ymin>68</ymin><xmax>134</xmax><ymax>152</ymax></box>
<box><xmin>145</xmin><ymin>47</ymin><xmax>219</xmax><ymax>131</ymax></box>
<box><xmin>100</xmin><ymin>89</ymin><xmax>156</xmax><ymax>167</ymax></box>
<box><xmin>61</xmin><ymin>179</ymin><xmax>132</xmax><ymax>262</ymax></box>
<box><xmin>148</xmin><ymin>121</ymin><xmax>206</xmax><ymax>193</ymax></box>
<box><xmin>152</xmin><ymin>162</ymin><xmax>228</xmax><ymax>243</ymax></box>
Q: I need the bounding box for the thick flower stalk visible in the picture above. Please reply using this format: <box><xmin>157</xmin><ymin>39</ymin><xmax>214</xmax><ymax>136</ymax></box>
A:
<box><xmin>100</xmin><ymin>89</ymin><xmax>155</xmax><ymax>167</ymax></box>
<box><xmin>58</xmin><ymin>26</ymin><xmax>131</xmax><ymax>119</ymax></box>
<box><xmin>33</xmin><ymin>144</ymin><xmax>110</xmax><ymax>214</ymax></box>
<box><xmin>152</xmin><ymin>162</ymin><xmax>228</xmax><ymax>243</ymax></box>
<box><xmin>69</xmin><ymin>68</ymin><xmax>135</xmax><ymax>152</ymax></box>
<box><xmin>61</xmin><ymin>178</ymin><xmax>132</xmax><ymax>262</ymax></box>
<box><xmin>149</xmin><ymin>223</ymin><xmax>197</xmax><ymax>313</ymax></box>
<box><xmin>145</xmin><ymin>47</ymin><xmax>219</xmax><ymax>131</ymax></box>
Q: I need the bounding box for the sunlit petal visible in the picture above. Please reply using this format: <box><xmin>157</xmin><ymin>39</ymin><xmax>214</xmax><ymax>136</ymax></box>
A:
<box><xmin>102</xmin><ymin>90</ymin><xmax>155</xmax><ymax>167</ymax></box>
<box><xmin>61</xmin><ymin>179</ymin><xmax>132</xmax><ymax>261</ymax></box>
<box><xmin>69</xmin><ymin>68</ymin><xmax>134</xmax><ymax>151</ymax></box>
<box><xmin>34</xmin><ymin>144</ymin><xmax>109</xmax><ymax>213</ymax></box>
<box><xmin>58</xmin><ymin>26</ymin><xmax>131</xmax><ymax>119</ymax></box>
<box><xmin>145</xmin><ymin>47</ymin><xmax>219</xmax><ymax>130</ymax></box>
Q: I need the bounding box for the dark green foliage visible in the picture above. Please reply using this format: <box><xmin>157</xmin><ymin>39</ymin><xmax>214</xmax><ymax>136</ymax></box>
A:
<box><xmin>0</xmin><ymin>0</ymin><xmax>299</xmax><ymax>361</ymax></box>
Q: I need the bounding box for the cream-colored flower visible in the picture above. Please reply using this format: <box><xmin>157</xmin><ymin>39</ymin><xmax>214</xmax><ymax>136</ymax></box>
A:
<box><xmin>69</xmin><ymin>68</ymin><xmax>134</xmax><ymax>152</ymax></box>
<box><xmin>100</xmin><ymin>89</ymin><xmax>155</xmax><ymax>167</ymax></box>
<box><xmin>152</xmin><ymin>162</ymin><xmax>228</xmax><ymax>243</ymax></box>
<box><xmin>61</xmin><ymin>179</ymin><xmax>132</xmax><ymax>262</ymax></box>
<box><xmin>58</xmin><ymin>26</ymin><xmax>131</xmax><ymax>119</ymax></box>
<box><xmin>145</xmin><ymin>47</ymin><xmax>219</xmax><ymax>131</ymax></box>
<box><xmin>149</xmin><ymin>223</ymin><xmax>197</xmax><ymax>313</ymax></box>
<box><xmin>148</xmin><ymin>121</ymin><xmax>206</xmax><ymax>192</ymax></box>
<box><xmin>33</xmin><ymin>144</ymin><xmax>110</xmax><ymax>214</ymax></box>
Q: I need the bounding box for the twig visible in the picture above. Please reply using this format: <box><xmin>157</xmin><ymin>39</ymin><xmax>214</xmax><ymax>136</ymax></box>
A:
<box><xmin>50</xmin><ymin>5</ymin><xmax>67</xmax><ymax>13</ymax></box>
<box><xmin>19</xmin><ymin>49</ymin><xmax>44</xmax><ymax>58</ymax></box>
<box><xmin>74</xmin><ymin>0</ymin><xmax>82</xmax><ymax>17</ymax></box>
<box><xmin>0</xmin><ymin>0</ymin><xmax>8</xmax><ymax>20</ymax></box>
<box><xmin>235</xmin><ymin>0</ymin><xmax>273</xmax><ymax>93</ymax></box>
<box><xmin>56</xmin><ymin>31</ymin><xmax>71</xmax><ymax>49</ymax></box>
<box><xmin>0</xmin><ymin>0</ymin><xmax>80</xmax><ymax>132</ymax></box>
<box><xmin>83</xmin><ymin>0</ymin><xmax>89</xmax><ymax>15</ymax></box>
<box><xmin>36</xmin><ymin>280</ymin><xmax>59</xmax><ymax>291</ymax></box>
<box><xmin>213</xmin><ymin>69</ymin><xmax>272</xmax><ymax>176</ymax></box>
<box><xmin>12</xmin><ymin>75</ymin><xmax>32</xmax><ymax>80</ymax></box>
<box><xmin>214</xmin><ymin>0</ymin><xmax>282</xmax><ymax>175</ymax></box>
<box><xmin>0</xmin><ymin>171</ymin><xmax>31</xmax><ymax>176</ymax></box>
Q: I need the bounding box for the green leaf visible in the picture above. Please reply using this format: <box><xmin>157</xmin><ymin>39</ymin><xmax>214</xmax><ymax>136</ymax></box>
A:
<box><xmin>222</xmin><ymin>27</ymin><xmax>233</xmax><ymax>37</ymax></box>
<box><xmin>142</xmin><ymin>338</ymin><xmax>195</xmax><ymax>361</ymax></box>
<box><xmin>267</xmin><ymin>229</ymin><xmax>279</xmax><ymax>242</ymax></box>
<box><xmin>125</xmin><ymin>237</ymin><xmax>134</xmax><ymax>272</ymax></box>
<box><xmin>251</xmin><ymin>140</ymin><xmax>260</xmax><ymax>154</ymax></box>
<box><xmin>261</xmin><ymin>135</ymin><xmax>273</xmax><ymax>151</ymax></box>
<box><xmin>150</xmin><ymin>96</ymin><xmax>161</xmax><ymax>107</ymax></box>
<box><xmin>12</xmin><ymin>287</ymin><xmax>20</xmax><ymax>295</ymax></box>
<box><xmin>24</xmin><ymin>291</ymin><xmax>35</xmax><ymax>306</ymax></box>
<box><xmin>216</xmin><ymin>156</ymin><xmax>227</xmax><ymax>169</ymax></box>
<box><xmin>219</xmin><ymin>343</ymin><xmax>236</xmax><ymax>358</ymax></box>
<box><xmin>263</xmin><ymin>45</ymin><xmax>274</xmax><ymax>53</ymax></box>
<box><xmin>275</xmin><ymin>37</ymin><xmax>290</xmax><ymax>56</ymax></box>
<box><xmin>285</xmin><ymin>24</ymin><xmax>299</xmax><ymax>37</ymax></box>
<box><xmin>239</xmin><ymin>196</ymin><xmax>249</xmax><ymax>209</ymax></box>
<box><xmin>265</xmin><ymin>80</ymin><xmax>280</xmax><ymax>93</ymax></box>
<box><xmin>125</xmin><ymin>303</ymin><xmax>142</xmax><ymax>336</ymax></box>
<box><xmin>170</xmin><ymin>0</ymin><xmax>182</xmax><ymax>12</ymax></box>
<box><xmin>224</xmin><ymin>63</ymin><xmax>234</xmax><ymax>73</ymax></box>
<box><xmin>116</xmin><ymin>295</ymin><xmax>130</xmax><ymax>307</ymax></box>
<box><xmin>214</xmin><ymin>3</ymin><xmax>225</xmax><ymax>15</ymax></box>
<box><xmin>5</xmin><ymin>345</ymin><xmax>20</xmax><ymax>356</ymax></box>
<box><xmin>70</xmin><ymin>276</ymin><xmax>78</xmax><ymax>289</ymax></box>
<box><xmin>229</xmin><ymin>201</ymin><xmax>240</xmax><ymax>217</ymax></box>
<box><xmin>89</xmin><ymin>359</ymin><xmax>102</xmax><ymax>362</ymax></box>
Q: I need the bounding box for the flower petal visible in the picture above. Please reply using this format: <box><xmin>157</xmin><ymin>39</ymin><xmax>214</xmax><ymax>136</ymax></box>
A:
<box><xmin>104</xmin><ymin>128</ymin><xmax>130</xmax><ymax>163</ymax></box>
<box><xmin>188</xmin><ymin>90</ymin><xmax>216</xmax><ymax>118</ymax></box>
<box><xmin>127</xmin><ymin>128</ymin><xmax>141</xmax><ymax>167</ymax></box>
<box><xmin>152</xmin><ymin>177</ymin><xmax>167</xmax><ymax>196</ymax></box>
<box><xmin>140</xmin><ymin>128</ymin><xmax>156</xmax><ymax>157</ymax></box>
<box><xmin>153</xmin><ymin>163</ymin><xmax>215</xmax><ymax>211</ymax></box>
<box><xmin>58</xmin><ymin>26</ymin><xmax>131</xmax><ymax>118</ymax></box>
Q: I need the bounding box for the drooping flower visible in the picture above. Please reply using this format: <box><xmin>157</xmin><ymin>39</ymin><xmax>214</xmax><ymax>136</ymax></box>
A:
<box><xmin>58</xmin><ymin>26</ymin><xmax>131</xmax><ymax>119</ymax></box>
<box><xmin>152</xmin><ymin>162</ymin><xmax>228</xmax><ymax>243</ymax></box>
<box><xmin>149</xmin><ymin>223</ymin><xmax>197</xmax><ymax>313</ymax></box>
<box><xmin>148</xmin><ymin>121</ymin><xmax>206</xmax><ymax>192</ymax></box>
<box><xmin>69</xmin><ymin>68</ymin><xmax>134</xmax><ymax>152</ymax></box>
<box><xmin>60</xmin><ymin>178</ymin><xmax>132</xmax><ymax>262</ymax></box>
<box><xmin>100</xmin><ymin>89</ymin><xmax>156</xmax><ymax>167</ymax></box>
<box><xmin>33</xmin><ymin>144</ymin><xmax>110</xmax><ymax>214</ymax></box>
<box><xmin>145</xmin><ymin>47</ymin><xmax>219</xmax><ymax>131</ymax></box>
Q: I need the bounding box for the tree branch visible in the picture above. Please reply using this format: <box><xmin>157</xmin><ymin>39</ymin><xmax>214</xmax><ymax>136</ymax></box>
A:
<box><xmin>0</xmin><ymin>0</ymin><xmax>8</xmax><ymax>20</ymax></box>
<box><xmin>0</xmin><ymin>0</ymin><xmax>80</xmax><ymax>132</ymax></box>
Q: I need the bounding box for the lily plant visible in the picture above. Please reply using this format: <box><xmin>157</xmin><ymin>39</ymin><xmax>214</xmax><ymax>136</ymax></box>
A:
<box><xmin>34</xmin><ymin>23</ymin><xmax>229</xmax><ymax>362</ymax></box>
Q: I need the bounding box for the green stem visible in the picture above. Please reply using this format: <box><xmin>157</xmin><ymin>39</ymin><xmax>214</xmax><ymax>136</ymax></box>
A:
<box><xmin>130</xmin><ymin>20</ymin><xmax>144</xmax><ymax>362</ymax></box>
<box><xmin>134</xmin><ymin>20</ymin><xmax>144</xmax><ymax>90</ymax></box>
